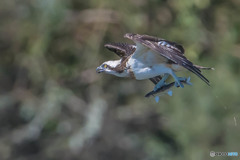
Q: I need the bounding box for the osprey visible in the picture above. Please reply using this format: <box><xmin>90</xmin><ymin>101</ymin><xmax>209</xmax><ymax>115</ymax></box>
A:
<box><xmin>96</xmin><ymin>33</ymin><xmax>213</xmax><ymax>93</ymax></box>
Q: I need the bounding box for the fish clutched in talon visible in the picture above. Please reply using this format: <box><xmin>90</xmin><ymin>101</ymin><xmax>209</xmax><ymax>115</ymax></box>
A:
<box><xmin>145</xmin><ymin>77</ymin><xmax>192</xmax><ymax>102</ymax></box>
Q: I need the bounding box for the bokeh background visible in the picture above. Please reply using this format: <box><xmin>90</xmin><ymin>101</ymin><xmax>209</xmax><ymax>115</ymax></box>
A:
<box><xmin>0</xmin><ymin>0</ymin><xmax>240</xmax><ymax>159</ymax></box>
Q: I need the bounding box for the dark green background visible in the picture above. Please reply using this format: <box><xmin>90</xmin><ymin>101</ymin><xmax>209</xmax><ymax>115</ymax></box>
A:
<box><xmin>0</xmin><ymin>0</ymin><xmax>240</xmax><ymax>159</ymax></box>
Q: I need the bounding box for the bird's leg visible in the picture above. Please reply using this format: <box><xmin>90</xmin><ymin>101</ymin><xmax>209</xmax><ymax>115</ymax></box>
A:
<box><xmin>174</xmin><ymin>77</ymin><xmax>187</xmax><ymax>87</ymax></box>
<box><xmin>170</xmin><ymin>71</ymin><xmax>184</xmax><ymax>88</ymax></box>
<box><xmin>154</xmin><ymin>74</ymin><xmax>169</xmax><ymax>91</ymax></box>
<box><xmin>178</xmin><ymin>77</ymin><xmax>187</xmax><ymax>81</ymax></box>
<box><xmin>174</xmin><ymin>77</ymin><xmax>193</xmax><ymax>87</ymax></box>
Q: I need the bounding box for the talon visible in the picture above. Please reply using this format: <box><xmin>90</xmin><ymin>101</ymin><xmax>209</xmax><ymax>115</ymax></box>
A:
<box><xmin>179</xmin><ymin>82</ymin><xmax>184</xmax><ymax>88</ymax></box>
<box><xmin>186</xmin><ymin>77</ymin><xmax>193</xmax><ymax>86</ymax></box>
<box><xmin>175</xmin><ymin>81</ymin><xmax>184</xmax><ymax>88</ymax></box>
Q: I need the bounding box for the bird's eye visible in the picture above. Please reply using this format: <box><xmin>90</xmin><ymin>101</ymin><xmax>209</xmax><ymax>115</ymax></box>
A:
<box><xmin>103</xmin><ymin>64</ymin><xmax>107</xmax><ymax>68</ymax></box>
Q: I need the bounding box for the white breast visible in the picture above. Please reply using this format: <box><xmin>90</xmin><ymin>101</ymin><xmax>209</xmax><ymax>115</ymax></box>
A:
<box><xmin>127</xmin><ymin>50</ymin><xmax>172</xmax><ymax>80</ymax></box>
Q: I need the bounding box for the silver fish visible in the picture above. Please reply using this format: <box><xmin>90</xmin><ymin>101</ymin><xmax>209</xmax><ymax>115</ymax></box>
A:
<box><xmin>145</xmin><ymin>77</ymin><xmax>192</xmax><ymax>102</ymax></box>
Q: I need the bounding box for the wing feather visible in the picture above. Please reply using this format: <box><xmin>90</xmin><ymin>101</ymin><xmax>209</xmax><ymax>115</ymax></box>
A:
<box><xmin>104</xmin><ymin>43</ymin><xmax>136</xmax><ymax>57</ymax></box>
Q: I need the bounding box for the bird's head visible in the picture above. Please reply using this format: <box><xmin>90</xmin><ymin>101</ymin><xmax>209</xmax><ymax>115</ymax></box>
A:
<box><xmin>96</xmin><ymin>61</ymin><xmax>112</xmax><ymax>74</ymax></box>
<box><xmin>96</xmin><ymin>60</ymin><xmax>119</xmax><ymax>74</ymax></box>
<box><xmin>96</xmin><ymin>60</ymin><xmax>128</xmax><ymax>77</ymax></box>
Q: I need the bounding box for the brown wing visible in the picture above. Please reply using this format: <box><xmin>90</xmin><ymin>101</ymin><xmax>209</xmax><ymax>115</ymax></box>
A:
<box><xmin>104</xmin><ymin>43</ymin><xmax>136</xmax><ymax>58</ymax></box>
<box><xmin>104</xmin><ymin>42</ymin><xmax>162</xmax><ymax>84</ymax></box>
<box><xmin>131</xmin><ymin>34</ymin><xmax>185</xmax><ymax>54</ymax></box>
<box><xmin>124</xmin><ymin>33</ymin><xmax>210</xmax><ymax>86</ymax></box>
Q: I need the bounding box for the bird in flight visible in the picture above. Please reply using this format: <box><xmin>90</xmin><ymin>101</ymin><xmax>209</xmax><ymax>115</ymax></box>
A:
<box><xmin>96</xmin><ymin>33</ymin><xmax>213</xmax><ymax>95</ymax></box>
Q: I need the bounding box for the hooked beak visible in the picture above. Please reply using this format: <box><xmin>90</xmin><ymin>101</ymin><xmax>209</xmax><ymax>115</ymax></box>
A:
<box><xmin>96</xmin><ymin>66</ymin><xmax>104</xmax><ymax>73</ymax></box>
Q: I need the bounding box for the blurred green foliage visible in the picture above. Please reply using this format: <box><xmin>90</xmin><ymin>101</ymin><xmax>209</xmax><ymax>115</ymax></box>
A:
<box><xmin>0</xmin><ymin>0</ymin><xmax>240</xmax><ymax>159</ymax></box>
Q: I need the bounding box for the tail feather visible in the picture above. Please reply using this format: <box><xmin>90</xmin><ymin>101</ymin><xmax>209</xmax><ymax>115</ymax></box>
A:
<box><xmin>183</xmin><ymin>64</ymin><xmax>210</xmax><ymax>86</ymax></box>
<box><xmin>194</xmin><ymin>64</ymin><xmax>214</xmax><ymax>70</ymax></box>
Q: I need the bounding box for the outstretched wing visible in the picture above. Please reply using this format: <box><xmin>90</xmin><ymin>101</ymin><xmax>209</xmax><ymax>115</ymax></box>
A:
<box><xmin>124</xmin><ymin>33</ymin><xmax>210</xmax><ymax>86</ymax></box>
<box><xmin>104</xmin><ymin>42</ymin><xmax>162</xmax><ymax>84</ymax></box>
<box><xmin>104</xmin><ymin>43</ymin><xmax>136</xmax><ymax>58</ymax></box>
